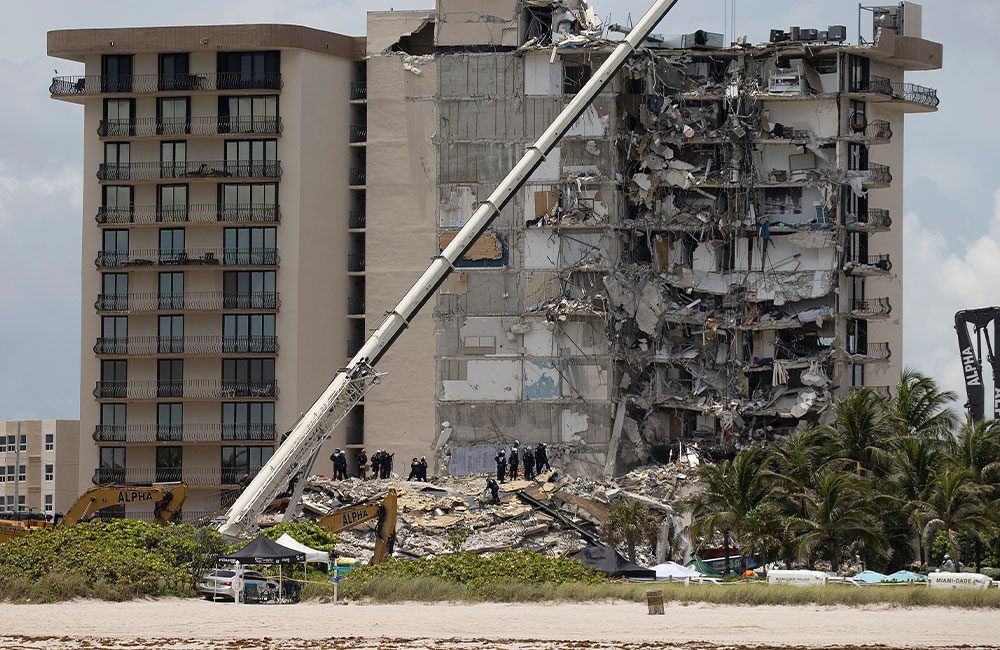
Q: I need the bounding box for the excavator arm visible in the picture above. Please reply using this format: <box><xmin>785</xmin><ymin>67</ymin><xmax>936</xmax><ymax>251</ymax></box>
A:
<box><xmin>61</xmin><ymin>483</ymin><xmax>188</xmax><ymax>526</ymax></box>
<box><xmin>955</xmin><ymin>308</ymin><xmax>1000</xmax><ymax>422</ymax></box>
<box><xmin>316</xmin><ymin>490</ymin><xmax>397</xmax><ymax>565</ymax></box>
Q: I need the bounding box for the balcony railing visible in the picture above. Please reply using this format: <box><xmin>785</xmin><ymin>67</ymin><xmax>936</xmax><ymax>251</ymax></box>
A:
<box><xmin>844</xmin><ymin>253</ymin><xmax>892</xmax><ymax>274</ymax></box>
<box><xmin>349</xmin><ymin>124</ymin><xmax>367</xmax><ymax>143</ymax></box>
<box><xmin>846</xmin><ymin>119</ymin><xmax>893</xmax><ymax>142</ymax></box>
<box><xmin>94</xmin><ymin>336</ymin><xmax>279</xmax><ymax>356</ymax></box>
<box><xmin>347</xmin><ymin>253</ymin><xmax>365</xmax><ymax>272</ymax></box>
<box><xmin>349</xmin><ymin>168</ymin><xmax>366</xmax><ymax>186</ymax></box>
<box><xmin>93</xmin><ymin>466</ymin><xmax>263</xmax><ymax>486</ymax></box>
<box><xmin>93</xmin><ymin>380</ymin><xmax>278</xmax><ymax>400</ymax></box>
<box><xmin>95</xmin><ymin>248</ymin><xmax>279</xmax><ymax>268</ymax></box>
<box><xmin>350</xmin><ymin>81</ymin><xmax>367</xmax><ymax>101</ymax></box>
<box><xmin>51</xmin><ymin>72</ymin><xmax>282</xmax><ymax>96</ymax></box>
<box><xmin>97</xmin><ymin>204</ymin><xmax>280</xmax><ymax>225</ymax></box>
<box><xmin>95</xmin><ymin>291</ymin><xmax>281</xmax><ymax>312</ymax></box>
<box><xmin>346</xmin><ymin>426</ymin><xmax>364</xmax><ymax>445</ymax></box>
<box><xmin>851</xmin><ymin>162</ymin><xmax>892</xmax><ymax>188</ymax></box>
<box><xmin>348</xmin><ymin>210</ymin><xmax>366</xmax><ymax>229</ymax></box>
<box><xmin>851</xmin><ymin>76</ymin><xmax>939</xmax><ymax>108</ymax></box>
<box><xmin>849</xmin><ymin>297</ymin><xmax>892</xmax><ymax>317</ymax></box>
<box><xmin>846</xmin><ymin>341</ymin><xmax>891</xmax><ymax>360</ymax></box>
<box><xmin>846</xmin><ymin>208</ymin><xmax>892</xmax><ymax>230</ymax></box>
<box><xmin>93</xmin><ymin>423</ymin><xmax>276</xmax><ymax>443</ymax></box>
<box><xmin>97</xmin><ymin>160</ymin><xmax>281</xmax><ymax>181</ymax></box>
<box><xmin>97</xmin><ymin>116</ymin><xmax>282</xmax><ymax>137</ymax></box>
<box><xmin>347</xmin><ymin>296</ymin><xmax>366</xmax><ymax>315</ymax></box>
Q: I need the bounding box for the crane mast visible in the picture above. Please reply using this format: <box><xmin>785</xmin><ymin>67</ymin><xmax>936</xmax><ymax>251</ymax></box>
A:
<box><xmin>216</xmin><ymin>0</ymin><xmax>684</xmax><ymax>540</ymax></box>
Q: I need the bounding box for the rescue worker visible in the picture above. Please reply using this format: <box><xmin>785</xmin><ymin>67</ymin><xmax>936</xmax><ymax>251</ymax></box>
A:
<box><xmin>329</xmin><ymin>448</ymin><xmax>345</xmax><ymax>480</ymax></box>
<box><xmin>407</xmin><ymin>457</ymin><xmax>421</xmax><ymax>481</ymax></box>
<box><xmin>418</xmin><ymin>456</ymin><xmax>429</xmax><ymax>481</ymax></box>
<box><xmin>382</xmin><ymin>451</ymin><xmax>395</xmax><ymax>479</ymax></box>
<box><xmin>495</xmin><ymin>448</ymin><xmax>507</xmax><ymax>483</ymax></box>
<box><xmin>508</xmin><ymin>445</ymin><xmax>519</xmax><ymax>481</ymax></box>
<box><xmin>522</xmin><ymin>445</ymin><xmax>535</xmax><ymax>480</ymax></box>
<box><xmin>371</xmin><ymin>450</ymin><xmax>383</xmax><ymax>479</ymax></box>
<box><xmin>356</xmin><ymin>448</ymin><xmax>368</xmax><ymax>479</ymax></box>
<box><xmin>486</xmin><ymin>477</ymin><xmax>500</xmax><ymax>504</ymax></box>
<box><xmin>535</xmin><ymin>442</ymin><xmax>551</xmax><ymax>473</ymax></box>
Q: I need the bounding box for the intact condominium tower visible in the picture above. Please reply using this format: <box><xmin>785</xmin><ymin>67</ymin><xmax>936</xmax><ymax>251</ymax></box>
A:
<box><xmin>49</xmin><ymin>26</ymin><xmax>368</xmax><ymax>518</ymax></box>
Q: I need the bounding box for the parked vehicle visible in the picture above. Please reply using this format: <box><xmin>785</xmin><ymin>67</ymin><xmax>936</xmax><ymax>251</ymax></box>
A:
<box><xmin>198</xmin><ymin>568</ymin><xmax>278</xmax><ymax>601</ymax></box>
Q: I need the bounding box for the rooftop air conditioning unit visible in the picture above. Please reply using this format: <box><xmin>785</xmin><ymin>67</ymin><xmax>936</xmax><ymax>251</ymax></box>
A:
<box><xmin>682</xmin><ymin>30</ymin><xmax>724</xmax><ymax>49</ymax></box>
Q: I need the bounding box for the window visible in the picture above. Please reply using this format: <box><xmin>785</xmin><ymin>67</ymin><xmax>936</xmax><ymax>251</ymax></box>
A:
<box><xmin>100</xmin><ymin>360</ymin><xmax>127</xmax><ymax>398</ymax></box>
<box><xmin>158</xmin><ymin>315</ymin><xmax>184</xmax><ymax>353</ymax></box>
<box><xmin>17</xmin><ymin>495</ymin><xmax>25</xmax><ymax>512</ymax></box>
<box><xmin>101</xmin><ymin>186</ymin><xmax>134</xmax><ymax>224</ymax></box>
<box><xmin>103</xmin><ymin>142</ymin><xmax>130</xmax><ymax>181</ymax></box>
<box><xmin>0</xmin><ymin>436</ymin><xmax>5</xmax><ymax>453</ymax></box>
<box><xmin>17</xmin><ymin>465</ymin><xmax>25</xmax><ymax>482</ymax></box>
<box><xmin>101</xmin><ymin>316</ymin><xmax>128</xmax><ymax>354</ymax></box>
<box><xmin>219</xmin><ymin>95</ymin><xmax>278</xmax><ymax>133</ymax></box>
<box><xmin>216</xmin><ymin>51</ymin><xmax>280</xmax><ymax>89</ymax></box>
<box><xmin>220</xmin><ymin>445</ymin><xmax>274</xmax><ymax>483</ymax></box>
<box><xmin>717</xmin><ymin>241</ymin><xmax>736</xmax><ymax>272</ymax></box>
<box><xmin>101</xmin><ymin>273</ymin><xmax>128</xmax><ymax>311</ymax></box>
<box><xmin>224</xmin><ymin>227</ymin><xmax>276</xmax><ymax>265</ymax></box>
<box><xmin>4</xmin><ymin>495</ymin><xmax>12</xmax><ymax>508</ymax></box>
<box><xmin>157</xmin><ymin>97</ymin><xmax>190</xmax><ymax>135</ymax></box>
<box><xmin>219</xmin><ymin>183</ymin><xmax>277</xmax><ymax>221</ymax></box>
<box><xmin>160</xmin><ymin>141</ymin><xmax>187</xmax><ymax>179</ymax></box>
<box><xmin>155</xmin><ymin>185</ymin><xmax>189</xmax><ymax>223</ymax></box>
<box><xmin>44</xmin><ymin>433</ymin><xmax>54</xmax><ymax>451</ymax></box>
<box><xmin>18</xmin><ymin>435</ymin><xmax>26</xmax><ymax>452</ymax></box>
<box><xmin>158</xmin><ymin>228</ymin><xmax>185</xmax><ymax>264</ymax></box>
<box><xmin>442</xmin><ymin>359</ymin><xmax>468</xmax><ymax>381</ymax></box>
<box><xmin>563</xmin><ymin>64</ymin><xmax>592</xmax><ymax>94</ymax></box>
<box><xmin>223</xmin><ymin>314</ymin><xmax>276</xmax><ymax>352</ymax></box>
<box><xmin>100</xmin><ymin>404</ymin><xmax>126</xmax><ymax>442</ymax></box>
<box><xmin>848</xmin><ymin>231</ymin><xmax>869</xmax><ymax>263</ymax></box>
<box><xmin>5</xmin><ymin>466</ymin><xmax>13</xmax><ymax>484</ymax></box>
<box><xmin>848</xmin><ymin>319</ymin><xmax>869</xmax><ymax>356</ymax></box>
<box><xmin>848</xmin><ymin>143</ymin><xmax>868</xmax><ymax>171</ymax></box>
<box><xmin>158</xmin><ymin>53</ymin><xmax>190</xmax><ymax>91</ymax></box>
<box><xmin>99</xmin><ymin>447</ymin><xmax>126</xmax><ymax>483</ymax></box>
<box><xmin>101</xmin><ymin>54</ymin><xmax>133</xmax><ymax>92</ymax></box>
<box><xmin>225</xmin><ymin>140</ymin><xmax>277</xmax><ymax>177</ymax></box>
<box><xmin>102</xmin><ymin>99</ymin><xmax>135</xmax><ymax>136</ymax></box>
<box><xmin>156</xmin><ymin>446</ymin><xmax>183</xmax><ymax>482</ymax></box>
<box><xmin>849</xmin><ymin>364</ymin><xmax>865</xmax><ymax>388</ymax></box>
<box><xmin>44</xmin><ymin>494</ymin><xmax>53</xmax><ymax>512</ymax></box>
<box><xmin>463</xmin><ymin>336</ymin><xmax>496</xmax><ymax>355</ymax></box>
<box><xmin>157</xmin><ymin>403</ymin><xmax>183</xmax><ymax>442</ymax></box>
<box><xmin>223</xmin><ymin>271</ymin><xmax>276</xmax><ymax>309</ymax></box>
<box><xmin>44</xmin><ymin>464</ymin><xmax>53</xmax><ymax>481</ymax></box>
<box><xmin>100</xmin><ymin>229</ymin><xmax>129</xmax><ymax>267</ymax></box>
<box><xmin>157</xmin><ymin>359</ymin><xmax>184</xmax><ymax>398</ymax></box>
<box><xmin>222</xmin><ymin>402</ymin><xmax>275</xmax><ymax>440</ymax></box>
<box><xmin>222</xmin><ymin>358</ymin><xmax>275</xmax><ymax>396</ymax></box>
<box><xmin>847</xmin><ymin>54</ymin><xmax>870</xmax><ymax>93</ymax></box>
<box><xmin>158</xmin><ymin>272</ymin><xmax>184</xmax><ymax>310</ymax></box>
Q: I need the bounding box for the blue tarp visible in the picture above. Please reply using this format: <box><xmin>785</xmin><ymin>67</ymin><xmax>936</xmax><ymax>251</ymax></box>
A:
<box><xmin>884</xmin><ymin>570</ymin><xmax>927</xmax><ymax>583</ymax></box>
<box><xmin>853</xmin><ymin>570</ymin><xmax>888</xmax><ymax>584</ymax></box>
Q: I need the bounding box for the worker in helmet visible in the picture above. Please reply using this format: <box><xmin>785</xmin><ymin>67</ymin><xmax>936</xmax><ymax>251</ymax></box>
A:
<box><xmin>356</xmin><ymin>448</ymin><xmax>368</xmax><ymax>479</ymax></box>
<box><xmin>495</xmin><ymin>449</ymin><xmax>507</xmax><ymax>483</ymax></box>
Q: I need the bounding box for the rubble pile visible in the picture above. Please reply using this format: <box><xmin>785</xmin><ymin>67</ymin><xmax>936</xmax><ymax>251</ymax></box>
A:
<box><xmin>295</xmin><ymin>462</ymin><xmax>702</xmax><ymax>565</ymax></box>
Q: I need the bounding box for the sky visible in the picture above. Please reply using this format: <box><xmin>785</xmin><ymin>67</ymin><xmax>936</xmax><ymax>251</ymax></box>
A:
<box><xmin>0</xmin><ymin>0</ymin><xmax>994</xmax><ymax>420</ymax></box>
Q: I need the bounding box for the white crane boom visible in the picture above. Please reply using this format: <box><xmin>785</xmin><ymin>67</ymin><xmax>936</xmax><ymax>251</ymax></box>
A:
<box><xmin>216</xmin><ymin>0</ymin><xmax>683</xmax><ymax>540</ymax></box>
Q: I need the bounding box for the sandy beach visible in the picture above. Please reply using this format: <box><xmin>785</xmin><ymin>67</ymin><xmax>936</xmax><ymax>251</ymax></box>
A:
<box><xmin>1</xmin><ymin>599</ymin><xmax>999</xmax><ymax>649</ymax></box>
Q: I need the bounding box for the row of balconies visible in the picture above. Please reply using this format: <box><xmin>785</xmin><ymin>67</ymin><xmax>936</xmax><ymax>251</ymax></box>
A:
<box><xmin>97</xmin><ymin>204</ymin><xmax>280</xmax><ymax>225</ymax></box>
<box><xmin>98</xmin><ymin>116</ymin><xmax>282</xmax><ymax>138</ymax></box>
<box><xmin>95</xmin><ymin>248</ymin><xmax>278</xmax><ymax>269</ymax></box>
<box><xmin>94</xmin><ymin>336</ymin><xmax>278</xmax><ymax>357</ymax></box>
<box><xmin>93</xmin><ymin>423</ymin><xmax>276</xmax><ymax>443</ymax></box>
<box><xmin>52</xmin><ymin>72</ymin><xmax>282</xmax><ymax>96</ymax></box>
<box><xmin>92</xmin><ymin>466</ymin><xmax>261</xmax><ymax>486</ymax></box>
<box><xmin>97</xmin><ymin>160</ymin><xmax>281</xmax><ymax>182</ymax></box>
<box><xmin>96</xmin><ymin>292</ymin><xmax>280</xmax><ymax>313</ymax></box>
<box><xmin>94</xmin><ymin>380</ymin><xmax>277</xmax><ymax>400</ymax></box>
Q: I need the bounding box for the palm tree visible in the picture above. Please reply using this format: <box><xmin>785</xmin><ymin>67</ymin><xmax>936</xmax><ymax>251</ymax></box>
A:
<box><xmin>602</xmin><ymin>497</ymin><xmax>660</xmax><ymax>564</ymax></box>
<box><xmin>948</xmin><ymin>418</ymin><xmax>1000</xmax><ymax>488</ymax></box>
<box><xmin>921</xmin><ymin>468</ymin><xmax>989</xmax><ymax>568</ymax></box>
<box><xmin>891</xmin><ymin>437</ymin><xmax>944</xmax><ymax>566</ymax></box>
<box><xmin>795</xmin><ymin>471</ymin><xmax>886</xmax><ymax>571</ymax></box>
<box><xmin>828</xmin><ymin>389</ymin><xmax>894</xmax><ymax>476</ymax></box>
<box><xmin>888</xmin><ymin>369</ymin><xmax>959</xmax><ymax>440</ymax></box>
<box><xmin>690</xmin><ymin>447</ymin><xmax>772</xmax><ymax>574</ymax></box>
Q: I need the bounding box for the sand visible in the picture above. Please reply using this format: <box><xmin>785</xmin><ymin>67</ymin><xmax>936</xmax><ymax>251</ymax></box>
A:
<box><xmin>1</xmin><ymin>599</ymin><xmax>999</xmax><ymax>649</ymax></box>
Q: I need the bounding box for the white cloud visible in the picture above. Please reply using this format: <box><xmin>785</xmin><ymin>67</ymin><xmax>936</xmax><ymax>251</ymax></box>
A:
<box><xmin>903</xmin><ymin>189</ymin><xmax>1000</xmax><ymax>403</ymax></box>
<box><xmin>0</xmin><ymin>162</ymin><xmax>82</xmax><ymax>227</ymax></box>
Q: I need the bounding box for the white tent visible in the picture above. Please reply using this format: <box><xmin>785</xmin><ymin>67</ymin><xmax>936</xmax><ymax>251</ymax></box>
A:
<box><xmin>275</xmin><ymin>534</ymin><xmax>330</xmax><ymax>564</ymax></box>
<box><xmin>653</xmin><ymin>561</ymin><xmax>702</xmax><ymax>580</ymax></box>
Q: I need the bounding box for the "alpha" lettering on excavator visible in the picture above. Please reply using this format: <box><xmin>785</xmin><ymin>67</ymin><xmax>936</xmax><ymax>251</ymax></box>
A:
<box><xmin>117</xmin><ymin>490</ymin><xmax>155</xmax><ymax>504</ymax></box>
<box><xmin>962</xmin><ymin>347</ymin><xmax>981</xmax><ymax>386</ymax></box>
<box><xmin>340</xmin><ymin>507</ymin><xmax>374</xmax><ymax>528</ymax></box>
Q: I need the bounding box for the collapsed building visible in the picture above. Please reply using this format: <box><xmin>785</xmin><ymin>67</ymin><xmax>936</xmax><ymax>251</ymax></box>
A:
<box><xmin>358</xmin><ymin>0</ymin><xmax>941</xmax><ymax>476</ymax></box>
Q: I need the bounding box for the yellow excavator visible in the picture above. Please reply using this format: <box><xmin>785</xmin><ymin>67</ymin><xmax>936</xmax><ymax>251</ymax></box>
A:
<box><xmin>0</xmin><ymin>483</ymin><xmax>188</xmax><ymax>544</ymax></box>
<box><xmin>315</xmin><ymin>489</ymin><xmax>397</xmax><ymax>564</ymax></box>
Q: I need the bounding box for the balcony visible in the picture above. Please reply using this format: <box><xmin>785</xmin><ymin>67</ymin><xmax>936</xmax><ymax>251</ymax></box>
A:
<box><xmin>870</xmin><ymin>386</ymin><xmax>892</xmax><ymax>399</ymax></box>
<box><xmin>853</xmin><ymin>163</ymin><xmax>892</xmax><ymax>188</ymax></box>
<box><xmin>348</xmin><ymin>210</ymin><xmax>366</xmax><ymax>229</ymax></box>
<box><xmin>346</xmin><ymin>425</ymin><xmax>364</xmax><ymax>446</ymax></box>
<box><xmin>850</xmin><ymin>76</ymin><xmax>939</xmax><ymax>110</ymax></box>
<box><xmin>846</xmin><ymin>341</ymin><xmax>891</xmax><ymax>362</ymax></box>
<box><xmin>347</xmin><ymin>253</ymin><xmax>366</xmax><ymax>272</ymax></box>
<box><xmin>97</xmin><ymin>204</ymin><xmax>280</xmax><ymax>226</ymax></box>
<box><xmin>97</xmin><ymin>160</ymin><xmax>281</xmax><ymax>182</ymax></box>
<box><xmin>93</xmin><ymin>380</ymin><xmax>278</xmax><ymax>400</ymax></box>
<box><xmin>849</xmin><ymin>298</ymin><xmax>892</xmax><ymax>319</ymax></box>
<box><xmin>843</xmin><ymin>119</ymin><xmax>893</xmax><ymax>144</ymax></box>
<box><xmin>350</xmin><ymin>81</ymin><xmax>367</xmax><ymax>101</ymax></box>
<box><xmin>349</xmin><ymin>168</ymin><xmax>366</xmax><ymax>186</ymax></box>
<box><xmin>94</xmin><ymin>336</ymin><xmax>279</xmax><ymax>356</ymax></box>
<box><xmin>97</xmin><ymin>116</ymin><xmax>282</xmax><ymax>138</ymax></box>
<box><xmin>92</xmin><ymin>466</ymin><xmax>262</xmax><ymax>486</ymax></box>
<box><xmin>845</xmin><ymin>208</ymin><xmax>892</xmax><ymax>232</ymax></box>
<box><xmin>51</xmin><ymin>72</ymin><xmax>282</xmax><ymax>96</ymax></box>
<box><xmin>93</xmin><ymin>423</ymin><xmax>276</xmax><ymax>443</ymax></box>
<box><xmin>349</xmin><ymin>124</ymin><xmax>367</xmax><ymax>144</ymax></box>
<box><xmin>94</xmin><ymin>248</ymin><xmax>279</xmax><ymax>269</ymax></box>
<box><xmin>95</xmin><ymin>291</ymin><xmax>281</xmax><ymax>312</ymax></box>
<box><xmin>844</xmin><ymin>253</ymin><xmax>892</xmax><ymax>276</ymax></box>
<box><xmin>347</xmin><ymin>296</ymin><xmax>366</xmax><ymax>315</ymax></box>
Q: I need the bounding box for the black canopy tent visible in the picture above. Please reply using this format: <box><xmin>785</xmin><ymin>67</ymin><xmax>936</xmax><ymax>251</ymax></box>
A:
<box><xmin>218</xmin><ymin>535</ymin><xmax>306</xmax><ymax>602</ymax></box>
<box><xmin>571</xmin><ymin>546</ymin><xmax>656</xmax><ymax>579</ymax></box>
